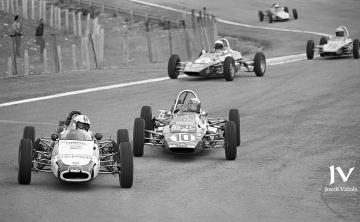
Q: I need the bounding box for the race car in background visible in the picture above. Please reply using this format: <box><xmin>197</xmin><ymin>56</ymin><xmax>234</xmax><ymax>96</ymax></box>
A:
<box><xmin>258</xmin><ymin>3</ymin><xmax>298</xmax><ymax>23</ymax></box>
<box><xmin>167</xmin><ymin>38</ymin><xmax>266</xmax><ymax>81</ymax></box>
<box><xmin>306</xmin><ymin>26</ymin><xmax>359</xmax><ymax>59</ymax></box>
<box><xmin>18</xmin><ymin>121</ymin><xmax>133</xmax><ymax>188</ymax></box>
<box><xmin>133</xmin><ymin>89</ymin><xmax>240</xmax><ymax>160</ymax></box>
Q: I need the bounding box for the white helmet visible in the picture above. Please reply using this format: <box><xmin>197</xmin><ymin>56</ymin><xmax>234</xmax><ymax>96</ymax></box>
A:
<box><xmin>214</xmin><ymin>40</ymin><xmax>224</xmax><ymax>50</ymax></box>
<box><xmin>335</xmin><ymin>27</ymin><xmax>345</xmax><ymax>37</ymax></box>
<box><xmin>74</xmin><ymin>115</ymin><xmax>91</xmax><ymax>131</ymax></box>
<box><xmin>187</xmin><ymin>98</ymin><xmax>201</xmax><ymax>113</ymax></box>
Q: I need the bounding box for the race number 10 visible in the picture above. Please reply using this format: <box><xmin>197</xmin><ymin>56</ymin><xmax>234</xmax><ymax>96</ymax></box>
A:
<box><xmin>172</xmin><ymin>133</ymin><xmax>195</xmax><ymax>142</ymax></box>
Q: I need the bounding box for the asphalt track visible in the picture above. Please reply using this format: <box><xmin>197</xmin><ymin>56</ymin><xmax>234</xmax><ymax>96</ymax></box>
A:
<box><xmin>1</xmin><ymin>1</ymin><xmax>360</xmax><ymax>222</ymax></box>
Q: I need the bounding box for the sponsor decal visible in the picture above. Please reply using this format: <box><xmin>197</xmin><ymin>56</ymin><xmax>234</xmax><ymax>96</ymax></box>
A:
<box><xmin>58</xmin><ymin>154</ymin><xmax>92</xmax><ymax>159</ymax></box>
<box><xmin>324</xmin><ymin>166</ymin><xmax>359</xmax><ymax>192</ymax></box>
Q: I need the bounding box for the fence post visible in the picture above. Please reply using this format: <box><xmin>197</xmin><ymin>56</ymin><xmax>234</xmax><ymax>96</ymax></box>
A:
<box><xmin>30</xmin><ymin>0</ymin><xmax>34</xmax><ymax>19</ymax></box>
<box><xmin>72</xmin><ymin>44</ymin><xmax>77</xmax><ymax>70</ymax></box>
<box><xmin>43</xmin><ymin>48</ymin><xmax>48</xmax><ymax>73</ymax></box>
<box><xmin>58</xmin><ymin>7</ymin><xmax>61</xmax><ymax>30</ymax></box>
<box><xmin>6</xmin><ymin>0</ymin><xmax>9</xmax><ymax>13</ymax></box>
<box><xmin>78</xmin><ymin>12</ymin><xmax>82</xmax><ymax>36</ymax></box>
<box><xmin>50</xmin><ymin>5</ymin><xmax>53</xmax><ymax>27</ymax></box>
<box><xmin>52</xmin><ymin>34</ymin><xmax>60</xmax><ymax>73</ymax></box>
<box><xmin>14</xmin><ymin>0</ymin><xmax>18</xmax><ymax>14</ymax></box>
<box><xmin>7</xmin><ymin>57</ymin><xmax>12</xmax><ymax>77</ymax></box>
<box><xmin>99</xmin><ymin>28</ymin><xmax>104</xmax><ymax>66</ymax></box>
<box><xmin>0</xmin><ymin>0</ymin><xmax>3</xmax><ymax>11</ymax></box>
<box><xmin>39</xmin><ymin>0</ymin><xmax>43</xmax><ymax>20</ymax></box>
<box><xmin>65</xmin><ymin>9</ymin><xmax>69</xmax><ymax>33</ymax></box>
<box><xmin>23</xmin><ymin>0</ymin><xmax>28</xmax><ymax>19</ymax></box>
<box><xmin>57</xmin><ymin>45</ymin><xmax>63</xmax><ymax>72</ymax></box>
<box><xmin>85</xmin><ymin>13</ymin><xmax>90</xmax><ymax>35</ymax></box>
<box><xmin>11</xmin><ymin>37</ymin><xmax>18</xmax><ymax>75</ymax></box>
<box><xmin>72</xmin><ymin>10</ymin><xmax>76</xmax><ymax>35</ymax></box>
<box><xmin>123</xmin><ymin>31</ymin><xmax>129</xmax><ymax>66</ymax></box>
<box><xmin>130</xmin><ymin>10</ymin><xmax>134</xmax><ymax>24</ymax></box>
<box><xmin>88</xmin><ymin>33</ymin><xmax>98</xmax><ymax>68</ymax></box>
<box><xmin>42</xmin><ymin>1</ymin><xmax>46</xmax><ymax>24</ymax></box>
<box><xmin>183</xmin><ymin>23</ymin><xmax>192</xmax><ymax>59</ymax></box>
<box><xmin>54</xmin><ymin>6</ymin><xmax>57</xmax><ymax>28</ymax></box>
<box><xmin>10</xmin><ymin>0</ymin><xmax>13</xmax><ymax>14</ymax></box>
<box><xmin>24</xmin><ymin>49</ymin><xmax>29</xmax><ymax>75</ymax></box>
<box><xmin>166</xmin><ymin>21</ymin><xmax>173</xmax><ymax>56</ymax></box>
<box><xmin>145</xmin><ymin>17</ymin><xmax>153</xmax><ymax>63</ymax></box>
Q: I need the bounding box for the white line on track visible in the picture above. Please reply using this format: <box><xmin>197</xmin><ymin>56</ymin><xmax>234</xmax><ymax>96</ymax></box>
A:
<box><xmin>0</xmin><ymin>119</ymin><xmax>57</xmax><ymax>125</ymax></box>
<box><xmin>130</xmin><ymin>0</ymin><xmax>329</xmax><ymax>36</ymax></box>
<box><xmin>0</xmin><ymin>54</ymin><xmax>306</xmax><ymax>109</ymax></box>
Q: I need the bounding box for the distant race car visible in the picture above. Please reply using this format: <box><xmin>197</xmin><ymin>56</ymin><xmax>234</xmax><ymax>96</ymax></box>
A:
<box><xmin>258</xmin><ymin>3</ymin><xmax>298</xmax><ymax>23</ymax></box>
<box><xmin>18</xmin><ymin>121</ymin><xmax>133</xmax><ymax>188</ymax></box>
<box><xmin>306</xmin><ymin>26</ymin><xmax>359</xmax><ymax>59</ymax></box>
<box><xmin>132</xmin><ymin>89</ymin><xmax>240</xmax><ymax>160</ymax></box>
<box><xmin>167</xmin><ymin>38</ymin><xmax>266</xmax><ymax>81</ymax></box>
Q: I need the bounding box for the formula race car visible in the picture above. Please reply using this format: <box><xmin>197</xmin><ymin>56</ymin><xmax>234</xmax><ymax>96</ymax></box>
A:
<box><xmin>18</xmin><ymin>121</ymin><xmax>133</xmax><ymax>188</ymax></box>
<box><xmin>258</xmin><ymin>3</ymin><xmax>298</xmax><ymax>23</ymax></box>
<box><xmin>306</xmin><ymin>26</ymin><xmax>359</xmax><ymax>59</ymax></box>
<box><xmin>133</xmin><ymin>90</ymin><xmax>240</xmax><ymax>160</ymax></box>
<box><xmin>168</xmin><ymin>38</ymin><xmax>266</xmax><ymax>81</ymax></box>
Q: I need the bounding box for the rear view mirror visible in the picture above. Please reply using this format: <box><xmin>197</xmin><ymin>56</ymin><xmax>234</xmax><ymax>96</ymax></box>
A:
<box><xmin>51</xmin><ymin>134</ymin><xmax>58</xmax><ymax>141</ymax></box>
<box><xmin>95</xmin><ymin>133</ymin><xmax>103</xmax><ymax>140</ymax></box>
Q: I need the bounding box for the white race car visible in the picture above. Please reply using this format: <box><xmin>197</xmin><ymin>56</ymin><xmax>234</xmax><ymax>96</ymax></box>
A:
<box><xmin>306</xmin><ymin>26</ymin><xmax>359</xmax><ymax>59</ymax></box>
<box><xmin>258</xmin><ymin>3</ymin><xmax>298</xmax><ymax>23</ymax></box>
<box><xmin>18</xmin><ymin>124</ymin><xmax>133</xmax><ymax>188</ymax></box>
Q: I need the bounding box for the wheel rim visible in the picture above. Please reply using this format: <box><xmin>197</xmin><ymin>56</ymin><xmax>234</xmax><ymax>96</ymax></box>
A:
<box><xmin>230</xmin><ymin>63</ymin><xmax>235</xmax><ymax>78</ymax></box>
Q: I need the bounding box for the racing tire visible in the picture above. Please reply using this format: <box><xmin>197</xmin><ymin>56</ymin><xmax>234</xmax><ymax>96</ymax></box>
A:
<box><xmin>254</xmin><ymin>52</ymin><xmax>266</xmax><ymax>77</ymax></box>
<box><xmin>23</xmin><ymin>126</ymin><xmax>35</xmax><ymax>144</ymax></box>
<box><xmin>268</xmin><ymin>14</ymin><xmax>273</xmax><ymax>23</ymax></box>
<box><xmin>258</xmin><ymin>11</ymin><xmax>264</xmax><ymax>22</ymax></box>
<box><xmin>119</xmin><ymin>142</ymin><xmax>133</xmax><ymax>188</ymax></box>
<box><xmin>229</xmin><ymin>109</ymin><xmax>241</xmax><ymax>146</ymax></box>
<box><xmin>353</xmin><ymin>39</ymin><xmax>359</xmax><ymax>59</ymax></box>
<box><xmin>141</xmin><ymin>106</ymin><xmax>153</xmax><ymax>143</ymax></box>
<box><xmin>133</xmin><ymin>118</ymin><xmax>145</xmax><ymax>157</ymax></box>
<box><xmin>306</xmin><ymin>40</ymin><xmax>315</xmax><ymax>60</ymax></box>
<box><xmin>18</xmin><ymin>138</ymin><xmax>32</xmax><ymax>184</ymax></box>
<box><xmin>319</xmin><ymin>36</ymin><xmax>328</xmax><ymax>57</ymax></box>
<box><xmin>168</xmin><ymin>54</ymin><xmax>181</xmax><ymax>79</ymax></box>
<box><xmin>292</xmin><ymin>9</ymin><xmax>298</xmax><ymax>19</ymax></box>
<box><xmin>223</xmin><ymin>57</ymin><xmax>236</xmax><ymax>81</ymax></box>
<box><xmin>224</xmin><ymin>121</ymin><xmax>237</xmax><ymax>160</ymax></box>
<box><xmin>284</xmin><ymin>7</ymin><xmax>289</xmax><ymax>13</ymax></box>
<box><xmin>117</xmin><ymin>129</ymin><xmax>129</xmax><ymax>144</ymax></box>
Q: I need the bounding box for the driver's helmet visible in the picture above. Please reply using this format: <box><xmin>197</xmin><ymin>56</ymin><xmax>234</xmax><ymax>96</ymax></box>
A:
<box><xmin>65</xmin><ymin>110</ymin><xmax>81</xmax><ymax>126</ymax></box>
<box><xmin>74</xmin><ymin>115</ymin><xmax>91</xmax><ymax>131</ymax></box>
<box><xmin>272</xmin><ymin>3</ymin><xmax>280</xmax><ymax>8</ymax></box>
<box><xmin>214</xmin><ymin>40</ymin><xmax>224</xmax><ymax>50</ymax></box>
<box><xmin>335</xmin><ymin>27</ymin><xmax>345</xmax><ymax>37</ymax></box>
<box><xmin>186</xmin><ymin>98</ymin><xmax>201</xmax><ymax>113</ymax></box>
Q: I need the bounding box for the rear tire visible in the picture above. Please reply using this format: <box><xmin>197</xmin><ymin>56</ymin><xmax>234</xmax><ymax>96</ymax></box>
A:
<box><xmin>133</xmin><ymin>118</ymin><xmax>145</xmax><ymax>157</ymax></box>
<box><xmin>254</xmin><ymin>52</ymin><xmax>266</xmax><ymax>77</ymax></box>
<box><xmin>119</xmin><ymin>142</ymin><xmax>133</xmax><ymax>188</ymax></box>
<box><xmin>319</xmin><ymin>36</ymin><xmax>328</xmax><ymax>57</ymax></box>
<box><xmin>306</xmin><ymin>40</ymin><xmax>315</xmax><ymax>60</ymax></box>
<box><xmin>258</xmin><ymin>11</ymin><xmax>264</xmax><ymax>21</ymax></box>
<box><xmin>229</xmin><ymin>109</ymin><xmax>241</xmax><ymax>146</ymax></box>
<box><xmin>292</xmin><ymin>9</ymin><xmax>298</xmax><ymax>19</ymax></box>
<box><xmin>18</xmin><ymin>138</ymin><xmax>32</xmax><ymax>184</ymax></box>
<box><xmin>353</xmin><ymin>39</ymin><xmax>359</xmax><ymax>59</ymax></box>
<box><xmin>223</xmin><ymin>57</ymin><xmax>235</xmax><ymax>81</ymax></box>
<box><xmin>168</xmin><ymin>54</ymin><xmax>181</xmax><ymax>79</ymax></box>
<box><xmin>23</xmin><ymin>126</ymin><xmax>35</xmax><ymax>144</ymax></box>
<box><xmin>268</xmin><ymin>14</ymin><xmax>273</xmax><ymax>23</ymax></box>
<box><xmin>224</xmin><ymin>121</ymin><xmax>237</xmax><ymax>160</ymax></box>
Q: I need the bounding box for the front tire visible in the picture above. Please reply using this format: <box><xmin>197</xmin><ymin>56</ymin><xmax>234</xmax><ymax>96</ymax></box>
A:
<box><xmin>353</xmin><ymin>39</ymin><xmax>359</xmax><ymax>59</ymax></box>
<box><xmin>229</xmin><ymin>109</ymin><xmax>240</xmax><ymax>146</ymax></box>
<box><xmin>23</xmin><ymin>126</ymin><xmax>35</xmax><ymax>144</ymax></box>
<box><xmin>253</xmin><ymin>52</ymin><xmax>266</xmax><ymax>77</ymax></box>
<box><xmin>258</xmin><ymin>11</ymin><xmax>264</xmax><ymax>21</ymax></box>
<box><xmin>133</xmin><ymin>118</ymin><xmax>145</xmax><ymax>157</ymax></box>
<box><xmin>306</xmin><ymin>40</ymin><xmax>315</xmax><ymax>60</ymax></box>
<box><xmin>119</xmin><ymin>142</ymin><xmax>133</xmax><ymax>188</ymax></box>
<box><xmin>268</xmin><ymin>14</ymin><xmax>273</xmax><ymax>23</ymax></box>
<box><xmin>292</xmin><ymin>9</ymin><xmax>298</xmax><ymax>19</ymax></box>
<box><xmin>224</xmin><ymin>121</ymin><xmax>237</xmax><ymax>160</ymax></box>
<box><xmin>223</xmin><ymin>57</ymin><xmax>235</xmax><ymax>81</ymax></box>
<box><xmin>18</xmin><ymin>138</ymin><xmax>33</xmax><ymax>184</ymax></box>
<box><xmin>117</xmin><ymin>129</ymin><xmax>129</xmax><ymax>144</ymax></box>
<box><xmin>168</xmin><ymin>54</ymin><xmax>181</xmax><ymax>79</ymax></box>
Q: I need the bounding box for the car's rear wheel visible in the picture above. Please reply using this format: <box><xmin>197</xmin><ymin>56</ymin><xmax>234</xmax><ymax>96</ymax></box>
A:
<box><xmin>223</xmin><ymin>56</ymin><xmax>236</xmax><ymax>81</ymax></box>
<box><xmin>353</xmin><ymin>39</ymin><xmax>359</xmax><ymax>59</ymax></box>
<box><xmin>292</xmin><ymin>9</ymin><xmax>298</xmax><ymax>19</ymax></box>
<box><xmin>133</xmin><ymin>118</ymin><xmax>145</xmax><ymax>157</ymax></box>
<box><xmin>254</xmin><ymin>52</ymin><xmax>266</xmax><ymax>77</ymax></box>
<box><xmin>268</xmin><ymin>13</ymin><xmax>273</xmax><ymax>23</ymax></box>
<box><xmin>18</xmin><ymin>138</ymin><xmax>32</xmax><ymax>184</ymax></box>
<box><xmin>258</xmin><ymin>11</ymin><xmax>264</xmax><ymax>21</ymax></box>
<box><xmin>119</xmin><ymin>142</ymin><xmax>133</xmax><ymax>188</ymax></box>
<box><xmin>319</xmin><ymin>36</ymin><xmax>328</xmax><ymax>57</ymax></box>
<box><xmin>23</xmin><ymin>126</ymin><xmax>35</xmax><ymax>144</ymax></box>
<box><xmin>168</xmin><ymin>54</ymin><xmax>181</xmax><ymax>79</ymax></box>
<box><xmin>306</xmin><ymin>40</ymin><xmax>315</xmax><ymax>59</ymax></box>
<box><xmin>229</xmin><ymin>109</ymin><xmax>241</xmax><ymax>146</ymax></box>
<box><xmin>284</xmin><ymin>6</ymin><xmax>289</xmax><ymax>13</ymax></box>
<box><xmin>224</xmin><ymin>121</ymin><xmax>237</xmax><ymax>160</ymax></box>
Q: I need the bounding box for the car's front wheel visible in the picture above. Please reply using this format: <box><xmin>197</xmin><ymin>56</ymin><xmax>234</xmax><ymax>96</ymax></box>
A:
<box><xmin>224</xmin><ymin>121</ymin><xmax>237</xmax><ymax>160</ymax></box>
<box><xmin>119</xmin><ymin>142</ymin><xmax>133</xmax><ymax>188</ymax></box>
<box><xmin>133</xmin><ymin>118</ymin><xmax>145</xmax><ymax>157</ymax></box>
<box><xmin>306</xmin><ymin>40</ymin><xmax>315</xmax><ymax>59</ymax></box>
<box><xmin>258</xmin><ymin>11</ymin><xmax>264</xmax><ymax>21</ymax></box>
<box><xmin>254</xmin><ymin>52</ymin><xmax>266</xmax><ymax>77</ymax></box>
<box><xmin>229</xmin><ymin>109</ymin><xmax>241</xmax><ymax>146</ymax></box>
<box><xmin>223</xmin><ymin>57</ymin><xmax>236</xmax><ymax>81</ymax></box>
<box><xmin>18</xmin><ymin>138</ymin><xmax>33</xmax><ymax>184</ymax></box>
<box><xmin>353</xmin><ymin>39</ymin><xmax>359</xmax><ymax>59</ymax></box>
<box><xmin>168</xmin><ymin>54</ymin><xmax>181</xmax><ymax>79</ymax></box>
<box><xmin>292</xmin><ymin>9</ymin><xmax>298</xmax><ymax>19</ymax></box>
